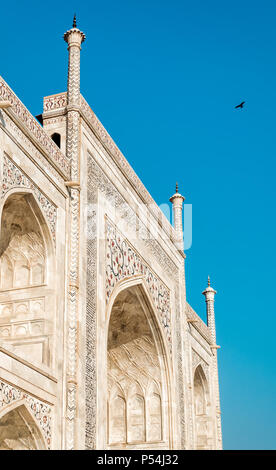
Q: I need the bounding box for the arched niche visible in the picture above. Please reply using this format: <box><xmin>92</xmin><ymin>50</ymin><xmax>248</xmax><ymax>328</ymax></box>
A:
<box><xmin>147</xmin><ymin>381</ymin><xmax>162</xmax><ymax>442</ymax></box>
<box><xmin>107</xmin><ymin>282</ymin><xmax>171</xmax><ymax>449</ymax></box>
<box><xmin>127</xmin><ymin>383</ymin><xmax>145</xmax><ymax>443</ymax></box>
<box><xmin>0</xmin><ymin>404</ymin><xmax>46</xmax><ymax>450</ymax></box>
<box><xmin>193</xmin><ymin>365</ymin><xmax>211</xmax><ymax>450</ymax></box>
<box><xmin>108</xmin><ymin>384</ymin><xmax>126</xmax><ymax>445</ymax></box>
<box><xmin>0</xmin><ymin>191</ymin><xmax>56</xmax><ymax>367</ymax></box>
<box><xmin>50</xmin><ymin>132</ymin><xmax>61</xmax><ymax>148</ymax></box>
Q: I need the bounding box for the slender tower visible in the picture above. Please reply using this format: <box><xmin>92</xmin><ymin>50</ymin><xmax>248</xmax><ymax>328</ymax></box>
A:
<box><xmin>170</xmin><ymin>183</ymin><xmax>189</xmax><ymax>447</ymax></box>
<box><xmin>202</xmin><ymin>276</ymin><xmax>223</xmax><ymax>449</ymax></box>
<box><xmin>202</xmin><ymin>275</ymin><xmax>217</xmax><ymax>344</ymax></box>
<box><xmin>169</xmin><ymin>182</ymin><xmax>185</xmax><ymax>251</ymax></box>
<box><xmin>64</xmin><ymin>15</ymin><xmax>85</xmax><ymax>450</ymax></box>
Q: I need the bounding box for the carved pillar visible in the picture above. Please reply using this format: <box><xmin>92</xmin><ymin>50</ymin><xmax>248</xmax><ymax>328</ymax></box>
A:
<box><xmin>202</xmin><ymin>277</ymin><xmax>222</xmax><ymax>449</ymax></box>
<box><xmin>169</xmin><ymin>183</ymin><xmax>185</xmax><ymax>251</ymax></box>
<box><xmin>64</xmin><ymin>16</ymin><xmax>86</xmax><ymax>450</ymax></box>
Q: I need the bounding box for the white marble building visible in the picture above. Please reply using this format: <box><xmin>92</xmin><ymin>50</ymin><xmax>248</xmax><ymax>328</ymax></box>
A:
<box><xmin>0</xmin><ymin>17</ymin><xmax>222</xmax><ymax>450</ymax></box>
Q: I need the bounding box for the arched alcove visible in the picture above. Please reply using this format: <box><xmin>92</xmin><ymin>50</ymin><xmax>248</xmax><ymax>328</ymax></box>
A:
<box><xmin>0</xmin><ymin>192</ymin><xmax>56</xmax><ymax>367</ymax></box>
<box><xmin>50</xmin><ymin>132</ymin><xmax>61</xmax><ymax>148</ymax></box>
<box><xmin>127</xmin><ymin>383</ymin><xmax>145</xmax><ymax>443</ymax></box>
<box><xmin>0</xmin><ymin>404</ymin><xmax>46</xmax><ymax>450</ymax></box>
<box><xmin>193</xmin><ymin>365</ymin><xmax>211</xmax><ymax>450</ymax></box>
<box><xmin>107</xmin><ymin>283</ymin><xmax>171</xmax><ymax>449</ymax></box>
<box><xmin>108</xmin><ymin>389</ymin><xmax>126</xmax><ymax>445</ymax></box>
<box><xmin>147</xmin><ymin>381</ymin><xmax>162</xmax><ymax>442</ymax></box>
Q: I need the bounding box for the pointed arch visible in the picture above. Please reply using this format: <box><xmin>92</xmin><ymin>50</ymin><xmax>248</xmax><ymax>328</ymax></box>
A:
<box><xmin>0</xmin><ymin>190</ymin><xmax>56</xmax><ymax>367</ymax></box>
<box><xmin>146</xmin><ymin>381</ymin><xmax>162</xmax><ymax>442</ymax></box>
<box><xmin>193</xmin><ymin>364</ymin><xmax>210</xmax><ymax>450</ymax></box>
<box><xmin>108</xmin><ymin>384</ymin><xmax>127</xmax><ymax>445</ymax></box>
<box><xmin>127</xmin><ymin>392</ymin><xmax>145</xmax><ymax>443</ymax></box>
<box><xmin>106</xmin><ymin>276</ymin><xmax>172</xmax><ymax>365</ymax></box>
<box><xmin>194</xmin><ymin>365</ymin><xmax>208</xmax><ymax>415</ymax></box>
<box><xmin>106</xmin><ymin>276</ymin><xmax>173</xmax><ymax>449</ymax></box>
<box><xmin>0</xmin><ymin>188</ymin><xmax>55</xmax><ymax>259</ymax></box>
<box><xmin>0</xmin><ymin>402</ymin><xmax>46</xmax><ymax>450</ymax></box>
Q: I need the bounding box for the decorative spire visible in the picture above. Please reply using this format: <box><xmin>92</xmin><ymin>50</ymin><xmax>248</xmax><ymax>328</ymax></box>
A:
<box><xmin>203</xmin><ymin>275</ymin><xmax>215</xmax><ymax>292</ymax></box>
<box><xmin>169</xmin><ymin>182</ymin><xmax>184</xmax><ymax>200</ymax></box>
<box><xmin>73</xmin><ymin>13</ymin><xmax>77</xmax><ymax>28</ymax></box>
<box><xmin>64</xmin><ymin>15</ymin><xmax>86</xmax><ymax>45</ymax></box>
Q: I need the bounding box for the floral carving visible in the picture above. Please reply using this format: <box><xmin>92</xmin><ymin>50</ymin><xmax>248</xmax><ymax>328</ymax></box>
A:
<box><xmin>2</xmin><ymin>156</ymin><xmax>57</xmax><ymax>245</ymax></box>
<box><xmin>43</xmin><ymin>93</ymin><xmax>67</xmax><ymax>112</ymax></box>
<box><xmin>0</xmin><ymin>381</ymin><xmax>52</xmax><ymax>449</ymax></box>
<box><xmin>106</xmin><ymin>221</ymin><xmax>172</xmax><ymax>351</ymax></box>
<box><xmin>0</xmin><ymin>382</ymin><xmax>21</xmax><ymax>405</ymax></box>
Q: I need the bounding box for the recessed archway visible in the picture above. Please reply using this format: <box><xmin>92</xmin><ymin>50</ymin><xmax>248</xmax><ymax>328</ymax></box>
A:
<box><xmin>107</xmin><ymin>281</ymin><xmax>171</xmax><ymax>449</ymax></box>
<box><xmin>193</xmin><ymin>365</ymin><xmax>211</xmax><ymax>450</ymax></box>
<box><xmin>0</xmin><ymin>191</ymin><xmax>56</xmax><ymax>366</ymax></box>
<box><xmin>0</xmin><ymin>404</ymin><xmax>46</xmax><ymax>450</ymax></box>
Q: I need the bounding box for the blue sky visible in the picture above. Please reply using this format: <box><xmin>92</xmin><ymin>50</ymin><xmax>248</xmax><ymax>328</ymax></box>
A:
<box><xmin>2</xmin><ymin>0</ymin><xmax>276</xmax><ymax>449</ymax></box>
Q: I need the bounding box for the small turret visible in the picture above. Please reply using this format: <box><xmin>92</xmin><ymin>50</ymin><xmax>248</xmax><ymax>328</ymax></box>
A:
<box><xmin>202</xmin><ymin>276</ymin><xmax>217</xmax><ymax>345</ymax></box>
<box><xmin>169</xmin><ymin>182</ymin><xmax>185</xmax><ymax>251</ymax></box>
<box><xmin>64</xmin><ymin>15</ymin><xmax>86</xmax><ymax>109</ymax></box>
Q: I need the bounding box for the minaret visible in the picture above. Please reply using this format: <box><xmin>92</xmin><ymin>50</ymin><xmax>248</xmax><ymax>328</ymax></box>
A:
<box><xmin>169</xmin><ymin>183</ymin><xmax>185</xmax><ymax>251</ymax></box>
<box><xmin>63</xmin><ymin>15</ymin><xmax>85</xmax><ymax>450</ymax></box>
<box><xmin>202</xmin><ymin>275</ymin><xmax>217</xmax><ymax>345</ymax></box>
<box><xmin>202</xmin><ymin>276</ymin><xmax>222</xmax><ymax>449</ymax></box>
<box><xmin>64</xmin><ymin>14</ymin><xmax>86</xmax><ymax>105</ymax></box>
<box><xmin>64</xmin><ymin>15</ymin><xmax>86</xmax><ymax>180</ymax></box>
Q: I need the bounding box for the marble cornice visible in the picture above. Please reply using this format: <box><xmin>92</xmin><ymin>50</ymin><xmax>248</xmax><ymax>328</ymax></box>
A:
<box><xmin>43</xmin><ymin>91</ymin><xmax>183</xmax><ymax>253</ymax></box>
<box><xmin>186</xmin><ymin>302</ymin><xmax>211</xmax><ymax>344</ymax></box>
<box><xmin>0</xmin><ymin>80</ymin><xmax>184</xmax><ymax>257</ymax></box>
<box><xmin>0</xmin><ymin>78</ymin><xmax>70</xmax><ymax>179</ymax></box>
<box><xmin>0</xmin><ymin>346</ymin><xmax>57</xmax><ymax>383</ymax></box>
<box><xmin>42</xmin><ymin>109</ymin><xmax>67</xmax><ymax>120</ymax></box>
<box><xmin>79</xmin><ymin>95</ymin><xmax>185</xmax><ymax>255</ymax></box>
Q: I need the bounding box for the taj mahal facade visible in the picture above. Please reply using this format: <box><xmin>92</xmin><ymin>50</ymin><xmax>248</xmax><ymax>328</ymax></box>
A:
<box><xmin>0</xmin><ymin>18</ymin><xmax>222</xmax><ymax>450</ymax></box>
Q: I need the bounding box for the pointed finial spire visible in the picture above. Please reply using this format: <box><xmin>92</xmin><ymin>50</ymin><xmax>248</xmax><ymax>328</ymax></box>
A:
<box><xmin>176</xmin><ymin>182</ymin><xmax>179</xmax><ymax>193</ymax></box>
<box><xmin>73</xmin><ymin>13</ymin><xmax>77</xmax><ymax>28</ymax></box>
<box><xmin>208</xmin><ymin>275</ymin><xmax>210</xmax><ymax>287</ymax></box>
<box><xmin>64</xmin><ymin>13</ymin><xmax>85</xmax><ymax>44</ymax></box>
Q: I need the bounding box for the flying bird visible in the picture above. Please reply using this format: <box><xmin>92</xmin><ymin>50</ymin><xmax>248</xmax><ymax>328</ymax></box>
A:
<box><xmin>235</xmin><ymin>101</ymin><xmax>245</xmax><ymax>109</ymax></box>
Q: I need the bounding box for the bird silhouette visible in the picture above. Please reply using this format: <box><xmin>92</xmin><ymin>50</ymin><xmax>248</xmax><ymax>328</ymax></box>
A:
<box><xmin>235</xmin><ymin>101</ymin><xmax>245</xmax><ymax>109</ymax></box>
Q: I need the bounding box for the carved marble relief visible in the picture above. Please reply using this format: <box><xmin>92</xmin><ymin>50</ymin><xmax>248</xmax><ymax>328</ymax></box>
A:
<box><xmin>0</xmin><ymin>79</ymin><xmax>70</xmax><ymax>177</ymax></box>
<box><xmin>2</xmin><ymin>155</ymin><xmax>57</xmax><ymax>245</ymax></box>
<box><xmin>85</xmin><ymin>155</ymin><xmax>186</xmax><ymax>449</ymax></box>
<box><xmin>0</xmin><ymin>380</ymin><xmax>52</xmax><ymax>449</ymax></box>
<box><xmin>43</xmin><ymin>93</ymin><xmax>67</xmax><ymax>112</ymax></box>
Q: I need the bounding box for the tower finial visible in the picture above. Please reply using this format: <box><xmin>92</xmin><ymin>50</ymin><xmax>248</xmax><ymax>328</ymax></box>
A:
<box><xmin>176</xmin><ymin>182</ymin><xmax>179</xmax><ymax>193</ymax></box>
<box><xmin>64</xmin><ymin>13</ymin><xmax>85</xmax><ymax>43</ymax></box>
<box><xmin>208</xmin><ymin>275</ymin><xmax>210</xmax><ymax>287</ymax></box>
<box><xmin>73</xmin><ymin>13</ymin><xmax>77</xmax><ymax>28</ymax></box>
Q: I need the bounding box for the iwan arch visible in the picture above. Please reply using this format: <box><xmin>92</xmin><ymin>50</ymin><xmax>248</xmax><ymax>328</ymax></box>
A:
<box><xmin>0</xmin><ymin>17</ymin><xmax>222</xmax><ymax>450</ymax></box>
